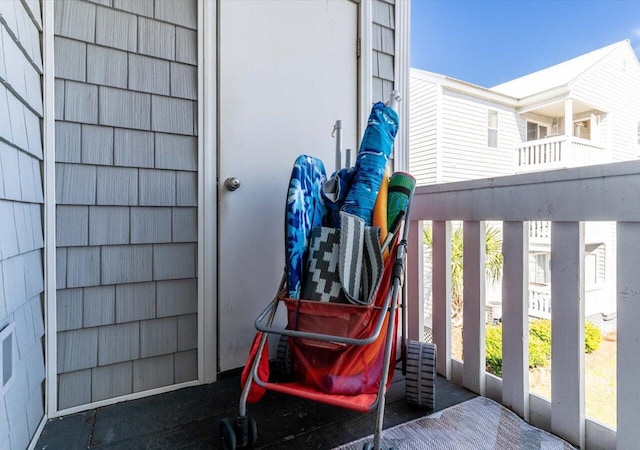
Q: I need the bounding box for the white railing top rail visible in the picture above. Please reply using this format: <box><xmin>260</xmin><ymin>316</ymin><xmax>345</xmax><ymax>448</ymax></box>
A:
<box><xmin>411</xmin><ymin>159</ymin><xmax>640</xmax><ymax>222</ymax></box>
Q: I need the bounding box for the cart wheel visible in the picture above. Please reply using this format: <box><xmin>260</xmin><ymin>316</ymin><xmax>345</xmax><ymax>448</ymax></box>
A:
<box><xmin>274</xmin><ymin>334</ymin><xmax>292</xmax><ymax>377</ymax></box>
<box><xmin>248</xmin><ymin>415</ymin><xmax>258</xmax><ymax>447</ymax></box>
<box><xmin>405</xmin><ymin>340</ymin><xmax>436</xmax><ymax>409</ymax></box>
<box><xmin>220</xmin><ymin>418</ymin><xmax>237</xmax><ymax>450</ymax></box>
<box><xmin>234</xmin><ymin>414</ymin><xmax>257</xmax><ymax>448</ymax></box>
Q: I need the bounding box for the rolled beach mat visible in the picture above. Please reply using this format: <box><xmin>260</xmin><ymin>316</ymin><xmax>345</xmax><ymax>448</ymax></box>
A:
<box><xmin>387</xmin><ymin>172</ymin><xmax>416</xmax><ymax>227</ymax></box>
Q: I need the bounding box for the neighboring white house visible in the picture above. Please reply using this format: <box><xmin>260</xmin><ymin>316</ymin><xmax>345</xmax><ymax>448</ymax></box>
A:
<box><xmin>410</xmin><ymin>39</ymin><xmax>640</xmax><ymax>326</ymax></box>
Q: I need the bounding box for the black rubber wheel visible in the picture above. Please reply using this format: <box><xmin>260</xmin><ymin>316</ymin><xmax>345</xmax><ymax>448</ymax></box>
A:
<box><xmin>274</xmin><ymin>334</ymin><xmax>292</xmax><ymax>377</ymax></box>
<box><xmin>405</xmin><ymin>340</ymin><xmax>436</xmax><ymax>409</ymax></box>
<box><xmin>220</xmin><ymin>418</ymin><xmax>237</xmax><ymax>450</ymax></box>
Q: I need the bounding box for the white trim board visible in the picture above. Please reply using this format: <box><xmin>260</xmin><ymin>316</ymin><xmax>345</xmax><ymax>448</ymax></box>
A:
<box><xmin>197</xmin><ymin>0</ymin><xmax>218</xmax><ymax>383</ymax></box>
<box><xmin>42</xmin><ymin>0</ymin><xmax>57</xmax><ymax>418</ymax></box>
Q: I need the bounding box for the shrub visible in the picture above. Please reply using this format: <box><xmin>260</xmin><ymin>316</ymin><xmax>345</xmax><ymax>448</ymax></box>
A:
<box><xmin>485</xmin><ymin>324</ymin><xmax>503</xmax><ymax>376</ymax></box>
<box><xmin>585</xmin><ymin>321</ymin><xmax>602</xmax><ymax>353</ymax></box>
<box><xmin>485</xmin><ymin>318</ymin><xmax>603</xmax><ymax>376</ymax></box>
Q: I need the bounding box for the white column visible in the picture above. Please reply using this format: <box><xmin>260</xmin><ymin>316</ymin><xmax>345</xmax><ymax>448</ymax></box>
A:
<box><xmin>501</xmin><ymin>221</ymin><xmax>529</xmax><ymax>421</ymax></box>
<box><xmin>617</xmin><ymin>222</ymin><xmax>640</xmax><ymax>449</ymax></box>
<box><xmin>432</xmin><ymin>221</ymin><xmax>451</xmax><ymax>378</ymax></box>
<box><xmin>550</xmin><ymin>221</ymin><xmax>585</xmax><ymax>449</ymax></box>
<box><xmin>407</xmin><ymin>219</ymin><xmax>424</xmax><ymax>341</ymax></box>
<box><xmin>463</xmin><ymin>221</ymin><xmax>486</xmax><ymax>396</ymax></box>
<box><xmin>564</xmin><ymin>98</ymin><xmax>573</xmax><ymax>163</ymax></box>
<box><xmin>197</xmin><ymin>0</ymin><xmax>218</xmax><ymax>384</ymax></box>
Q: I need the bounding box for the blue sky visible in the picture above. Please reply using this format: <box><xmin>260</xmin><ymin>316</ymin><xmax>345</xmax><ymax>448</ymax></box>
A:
<box><xmin>411</xmin><ymin>0</ymin><xmax>640</xmax><ymax>88</ymax></box>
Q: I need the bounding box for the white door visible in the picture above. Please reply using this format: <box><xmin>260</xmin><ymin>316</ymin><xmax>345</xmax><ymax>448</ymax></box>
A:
<box><xmin>218</xmin><ymin>0</ymin><xmax>360</xmax><ymax>371</ymax></box>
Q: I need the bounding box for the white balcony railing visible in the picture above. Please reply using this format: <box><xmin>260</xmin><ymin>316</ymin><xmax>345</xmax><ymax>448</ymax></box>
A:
<box><xmin>408</xmin><ymin>160</ymin><xmax>640</xmax><ymax>450</ymax></box>
<box><xmin>516</xmin><ymin>135</ymin><xmax>608</xmax><ymax>171</ymax></box>
<box><xmin>528</xmin><ymin>285</ymin><xmax>551</xmax><ymax>319</ymax></box>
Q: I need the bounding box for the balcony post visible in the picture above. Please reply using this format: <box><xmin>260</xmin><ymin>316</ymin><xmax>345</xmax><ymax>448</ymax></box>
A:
<box><xmin>617</xmin><ymin>222</ymin><xmax>640</xmax><ymax>448</ymax></box>
<box><xmin>462</xmin><ymin>221</ymin><xmax>486</xmax><ymax>396</ymax></box>
<box><xmin>432</xmin><ymin>220</ymin><xmax>451</xmax><ymax>378</ymax></box>
<box><xmin>501</xmin><ymin>221</ymin><xmax>529</xmax><ymax>421</ymax></box>
<box><xmin>550</xmin><ymin>221</ymin><xmax>585</xmax><ymax>449</ymax></box>
<box><xmin>407</xmin><ymin>219</ymin><xmax>424</xmax><ymax>342</ymax></box>
<box><xmin>564</xmin><ymin>98</ymin><xmax>573</xmax><ymax>162</ymax></box>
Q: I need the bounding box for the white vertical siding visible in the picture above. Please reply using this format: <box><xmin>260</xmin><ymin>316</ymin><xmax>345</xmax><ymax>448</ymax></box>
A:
<box><xmin>571</xmin><ymin>44</ymin><xmax>640</xmax><ymax>162</ymax></box>
<box><xmin>409</xmin><ymin>75</ymin><xmax>438</xmax><ymax>186</ymax></box>
<box><xmin>440</xmin><ymin>90</ymin><xmax>518</xmax><ymax>182</ymax></box>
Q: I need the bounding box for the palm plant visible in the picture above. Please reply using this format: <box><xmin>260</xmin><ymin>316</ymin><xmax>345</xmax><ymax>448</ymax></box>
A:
<box><xmin>423</xmin><ymin>222</ymin><xmax>504</xmax><ymax>325</ymax></box>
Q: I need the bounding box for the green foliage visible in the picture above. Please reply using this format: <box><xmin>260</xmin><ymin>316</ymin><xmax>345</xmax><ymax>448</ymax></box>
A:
<box><xmin>485</xmin><ymin>324</ymin><xmax>503</xmax><ymax>376</ymax></box>
<box><xmin>485</xmin><ymin>319</ymin><xmax>604</xmax><ymax>376</ymax></box>
<box><xmin>585</xmin><ymin>321</ymin><xmax>602</xmax><ymax>353</ymax></box>
<box><xmin>423</xmin><ymin>223</ymin><xmax>503</xmax><ymax>323</ymax></box>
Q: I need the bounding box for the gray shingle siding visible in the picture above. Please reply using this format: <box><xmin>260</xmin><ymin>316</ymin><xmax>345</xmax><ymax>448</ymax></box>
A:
<box><xmin>172</xmin><ymin>207</ymin><xmax>197</xmax><ymax>242</ymax></box>
<box><xmin>86</xmin><ymin>45</ymin><xmax>128</xmax><ymax>89</ymax></box>
<box><xmin>98</xmin><ymin>87</ymin><xmax>151</xmax><ymax>130</ymax></box>
<box><xmin>64</xmin><ymin>81</ymin><xmax>99</xmax><ymax>124</ymax></box>
<box><xmin>55</xmin><ymin>122</ymin><xmax>82</xmax><ymax>163</ymax></box>
<box><xmin>53</xmin><ymin>0</ymin><xmax>199</xmax><ymax>410</ymax></box>
<box><xmin>101</xmin><ymin>244</ymin><xmax>152</xmax><ymax>284</ymax></box>
<box><xmin>140</xmin><ymin>317</ymin><xmax>177</xmax><ymax>358</ymax></box>
<box><xmin>66</xmin><ymin>246</ymin><xmax>101</xmax><ymax>288</ymax></box>
<box><xmin>96</xmin><ymin>166</ymin><xmax>138</xmax><ymax>205</ymax></box>
<box><xmin>129</xmin><ymin>54</ymin><xmax>170</xmax><ymax>96</ymax></box>
<box><xmin>83</xmin><ymin>285</ymin><xmax>116</xmax><ymax>327</ymax></box>
<box><xmin>115</xmin><ymin>281</ymin><xmax>155</xmax><ymax>323</ymax></box>
<box><xmin>130</xmin><ymin>207</ymin><xmax>172</xmax><ymax>244</ymax></box>
<box><xmin>175</xmin><ymin>27</ymin><xmax>197</xmax><ymax>65</ymax></box>
<box><xmin>155</xmin><ymin>134</ymin><xmax>197</xmax><ymax>171</ymax></box>
<box><xmin>54</xmin><ymin>0</ymin><xmax>96</xmax><ymax>42</ymax></box>
<box><xmin>58</xmin><ymin>328</ymin><xmax>99</xmax><ymax>373</ymax></box>
<box><xmin>89</xmin><ymin>206</ymin><xmax>130</xmax><ymax>246</ymax></box>
<box><xmin>154</xmin><ymin>0</ymin><xmax>197</xmax><ymax>30</ymax></box>
<box><xmin>58</xmin><ymin>369</ymin><xmax>92</xmax><ymax>410</ymax></box>
<box><xmin>132</xmin><ymin>354</ymin><xmax>174</xmax><ymax>392</ymax></box>
<box><xmin>91</xmin><ymin>361</ymin><xmax>133</xmax><ymax>401</ymax></box>
<box><xmin>98</xmin><ymin>321</ymin><xmax>139</xmax><ymax>366</ymax></box>
<box><xmin>114</xmin><ymin>129</ymin><xmax>154</xmax><ymax>168</ymax></box>
<box><xmin>174</xmin><ymin>349</ymin><xmax>197</xmax><ymax>383</ymax></box>
<box><xmin>57</xmin><ymin>288</ymin><xmax>84</xmax><ymax>331</ymax></box>
<box><xmin>54</xmin><ymin>37</ymin><xmax>87</xmax><ymax>82</ymax></box>
<box><xmin>95</xmin><ymin>6</ymin><xmax>137</xmax><ymax>52</ymax></box>
<box><xmin>138</xmin><ymin>17</ymin><xmax>175</xmax><ymax>60</ymax></box>
<box><xmin>81</xmin><ymin>124</ymin><xmax>114</xmax><ymax>165</ymax></box>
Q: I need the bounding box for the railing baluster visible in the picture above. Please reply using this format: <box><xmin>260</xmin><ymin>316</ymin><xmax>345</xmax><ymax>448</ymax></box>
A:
<box><xmin>501</xmin><ymin>221</ymin><xmax>529</xmax><ymax>421</ymax></box>
<box><xmin>617</xmin><ymin>222</ymin><xmax>640</xmax><ymax>449</ymax></box>
<box><xmin>462</xmin><ymin>221</ymin><xmax>486</xmax><ymax>396</ymax></box>
<box><xmin>550</xmin><ymin>222</ymin><xmax>585</xmax><ymax>448</ymax></box>
<box><xmin>407</xmin><ymin>219</ymin><xmax>424</xmax><ymax>342</ymax></box>
<box><xmin>432</xmin><ymin>220</ymin><xmax>451</xmax><ymax>378</ymax></box>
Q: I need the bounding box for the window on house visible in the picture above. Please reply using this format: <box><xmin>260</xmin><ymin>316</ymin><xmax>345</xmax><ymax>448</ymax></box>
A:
<box><xmin>574</xmin><ymin>120</ymin><xmax>591</xmax><ymax>140</ymax></box>
<box><xmin>526</xmin><ymin>121</ymin><xmax>548</xmax><ymax>141</ymax></box>
<box><xmin>529</xmin><ymin>252</ymin><xmax>550</xmax><ymax>285</ymax></box>
<box><xmin>585</xmin><ymin>244</ymin><xmax>605</xmax><ymax>290</ymax></box>
<box><xmin>488</xmin><ymin>110</ymin><xmax>498</xmax><ymax>147</ymax></box>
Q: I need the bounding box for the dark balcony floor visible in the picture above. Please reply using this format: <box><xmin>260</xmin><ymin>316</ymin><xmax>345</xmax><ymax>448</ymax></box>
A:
<box><xmin>36</xmin><ymin>370</ymin><xmax>475</xmax><ymax>449</ymax></box>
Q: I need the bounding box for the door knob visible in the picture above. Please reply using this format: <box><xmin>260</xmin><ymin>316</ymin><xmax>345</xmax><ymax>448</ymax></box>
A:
<box><xmin>224</xmin><ymin>177</ymin><xmax>241</xmax><ymax>191</ymax></box>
